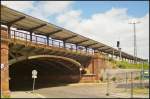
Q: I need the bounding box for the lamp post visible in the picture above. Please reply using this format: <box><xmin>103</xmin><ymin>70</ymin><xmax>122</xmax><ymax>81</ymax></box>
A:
<box><xmin>79</xmin><ymin>68</ymin><xmax>82</xmax><ymax>78</ymax></box>
<box><xmin>129</xmin><ymin>19</ymin><xmax>141</xmax><ymax>64</ymax></box>
<box><xmin>119</xmin><ymin>47</ymin><xmax>122</xmax><ymax>61</ymax></box>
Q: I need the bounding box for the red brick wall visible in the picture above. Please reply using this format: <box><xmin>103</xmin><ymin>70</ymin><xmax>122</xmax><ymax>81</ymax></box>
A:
<box><xmin>80</xmin><ymin>74</ymin><xmax>97</xmax><ymax>83</ymax></box>
<box><xmin>1</xmin><ymin>27</ymin><xmax>10</xmax><ymax>96</ymax></box>
<box><xmin>83</xmin><ymin>52</ymin><xmax>106</xmax><ymax>82</ymax></box>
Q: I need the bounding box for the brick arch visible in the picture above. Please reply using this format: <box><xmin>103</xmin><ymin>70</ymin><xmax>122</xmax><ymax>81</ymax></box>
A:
<box><xmin>9</xmin><ymin>55</ymin><xmax>82</xmax><ymax>68</ymax></box>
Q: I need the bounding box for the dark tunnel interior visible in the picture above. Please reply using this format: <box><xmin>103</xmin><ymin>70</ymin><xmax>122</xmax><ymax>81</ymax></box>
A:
<box><xmin>9</xmin><ymin>59</ymin><xmax>81</xmax><ymax>91</ymax></box>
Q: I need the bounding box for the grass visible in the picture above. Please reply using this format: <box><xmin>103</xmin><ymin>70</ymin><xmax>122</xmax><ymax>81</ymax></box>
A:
<box><xmin>108</xmin><ymin>58</ymin><xmax>149</xmax><ymax>70</ymax></box>
<box><xmin>1</xmin><ymin>95</ymin><xmax>11</xmax><ymax>98</ymax></box>
<box><xmin>133</xmin><ymin>88</ymin><xmax>149</xmax><ymax>95</ymax></box>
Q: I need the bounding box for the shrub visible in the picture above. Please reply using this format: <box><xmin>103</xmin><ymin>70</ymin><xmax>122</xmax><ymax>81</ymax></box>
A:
<box><xmin>1</xmin><ymin>95</ymin><xmax>11</xmax><ymax>98</ymax></box>
<box><xmin>134</xmin><ymin>76</ymin><xmax>140</xmax><ymax>80</ymax></box>
<box><xmin>118</xmin><ymin>64</ymin><xmax>123</xmax><ymax>68</ymax></box>
<box><xmin>100</xmin><ymin>77</ymin><xmax>103</xmax><ymax>81</ymax></box>
<box><xmin>108</xmin><ymin>58</ymin><xmax>113</xmax><ymax>62</ymax></box>
<box><xmin>112</xmin><ymin>77</ymin><xmax>116</xmax><ymax>81</ymax></box>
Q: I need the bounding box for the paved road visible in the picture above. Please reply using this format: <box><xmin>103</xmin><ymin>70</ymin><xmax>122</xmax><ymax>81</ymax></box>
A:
<box><xmin>34</xmin><ymin>83</ymin><xmax>111</xmax><ymax>98</ymax></box>
<box><xmin>11</xmin><ymin>91</ymin><xmax>45</xmax><ymax>98</ymax></box>
<box><xmin>32</xmin><ymin>83</ymin><xmax>149</xmax><ymax>98</ymax></box>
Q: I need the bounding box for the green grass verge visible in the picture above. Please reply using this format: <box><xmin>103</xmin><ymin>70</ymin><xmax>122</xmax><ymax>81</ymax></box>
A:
<box><xmin>108</xmin><ymin>58</ymin><xmax>149</xmax><ymax>70</ymax></box>
<box><xmin>1</xmin><ymin>95</ymin><xmax>11</xmax><ymax>98</ymax></box>
<box><xmin>133</xmin><ymin>88</ymin><xmax>149</xmax><ymax>95</ymax></box>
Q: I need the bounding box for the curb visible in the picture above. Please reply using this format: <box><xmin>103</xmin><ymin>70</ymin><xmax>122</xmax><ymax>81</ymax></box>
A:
<box><xmin>34</xmin><ymin>93</ymin><xmax>46</xmax><ymax>98</ymax></box>
<box><xmin>27</xmin><ymin>92</ymin><xmax>46</xmax><ymax>98</ymax></box>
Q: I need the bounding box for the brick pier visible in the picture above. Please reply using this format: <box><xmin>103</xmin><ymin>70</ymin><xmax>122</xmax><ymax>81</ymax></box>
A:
<box><xmin>1</xmin><ymin>27</ymin><xmax>10</xmax><ymax>96</ymax></box>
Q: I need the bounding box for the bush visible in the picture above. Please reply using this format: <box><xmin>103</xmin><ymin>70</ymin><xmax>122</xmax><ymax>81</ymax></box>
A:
<box><xmin>1</xmin><ymin>95</ymin><xmax>11</xmax><ymax>98</ymax></box>
<box><xmin>100</xmin><ymin>77</ymin><xmax>103</xmax><ymax>81</ymax></box>
<box><xmin>134</xmin><ymin>76</ymin><xmax>140</xmax><ymax>80</ymax></box>
<box><xmin>118</xmin><ymin>64</ymin><xmax>123</xmax><ymax>68</ymax></box>
<box><xmin>108</xmin><ymin>58</ymin><xmax>113</xmax><ymax>62</ymax></box>
<box><xmin>111</xmin><ymin>77</ymin><xmax>116</xmax><ymax>81</ymax></box>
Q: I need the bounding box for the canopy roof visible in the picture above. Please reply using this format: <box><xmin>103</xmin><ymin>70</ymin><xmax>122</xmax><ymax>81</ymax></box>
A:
<box><xmin>1</xmin><ymin>5</ymin><xmax>145</xmax><ymax>61</ymax></box>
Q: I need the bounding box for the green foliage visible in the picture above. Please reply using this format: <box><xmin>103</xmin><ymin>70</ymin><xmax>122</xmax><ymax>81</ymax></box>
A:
<box><xmin>111</xmin><ymin>76</ymin><xmax>116</xmax><ymax>81</ymax></box>
<box><xmin>113</xmin><ymin>60</ymin><xmax>149</xmax><ymax>70</ymax></box>
<box><xmin>134</xmin><ymin>76</ymin><xmax>140</xmax><ymax>80</ymax></box>
<box><xmin>1</xmin><ymin>95</ymin><xmax>11</xmax><ymax>98</ymax></box>
<box><xmin>108</xmin><ymin>58</ymin><xmax>116</xmax><ymax>64</ymax></box>
<box><xmin>100</xmin><ymin>77</ymin><xmax>103</xmax><ymax>81</ymax></box>
<box><xmin>108</xmin><ymin>58</ymin><xmax>113</xmax><ymax>62</ymax></box>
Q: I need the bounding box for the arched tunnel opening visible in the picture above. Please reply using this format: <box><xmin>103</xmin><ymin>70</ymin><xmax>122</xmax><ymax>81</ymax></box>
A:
<box><xmin>9</xmin><ymin>57</ymin><xmax>81</xmax><ymax>91</ymax></box>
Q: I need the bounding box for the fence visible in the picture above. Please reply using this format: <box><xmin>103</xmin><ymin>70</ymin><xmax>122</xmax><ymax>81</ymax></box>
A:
<box><xmin>103</xmin><ymin>70</ymin><xmax>149</xmax><ymax>98</ymax></box>
<box><xmin>10</xmin><ymin>29</ymin><xmax>94</xmax><ymax>55</ymax></box>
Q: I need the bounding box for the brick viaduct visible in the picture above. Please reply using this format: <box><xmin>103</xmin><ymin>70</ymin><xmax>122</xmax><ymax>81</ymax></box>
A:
<box><xmin>1</xmin><ymin>5</ymin><xmax>146</xmax><ymax>96</ymax></box>
<box><xmin>1</xmin><ymin>27</ymin><xmax>107</xmax><ymax>96</ymax></box>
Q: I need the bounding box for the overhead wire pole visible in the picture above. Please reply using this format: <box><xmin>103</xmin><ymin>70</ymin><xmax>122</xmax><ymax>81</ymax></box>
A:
<box><xmin>129</xmin><ymin>19</ymin><xmax>141</xmax><ymax>64</ymax></box>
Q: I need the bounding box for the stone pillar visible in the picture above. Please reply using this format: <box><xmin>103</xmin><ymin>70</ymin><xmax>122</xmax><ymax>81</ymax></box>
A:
<box><xmin>92</xmin><ymin>52</ymin><xmax>105</xmax><ymax>80</ymax></box>
<box><xmin>81</xmin><ymin>52</ymin><xmax>106</xmax><ymax>82</ymax></box>
<box><xmin>1</xmin><ymin>27</ymin><xmax>10</xmax><ymax>96</ymax></box>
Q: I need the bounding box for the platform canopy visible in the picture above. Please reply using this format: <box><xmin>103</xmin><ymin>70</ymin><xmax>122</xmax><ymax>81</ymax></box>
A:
<box><xmin>1</xmin><ymin>5</ymin><xmax>145</xmax><ymax>61</ymax></box>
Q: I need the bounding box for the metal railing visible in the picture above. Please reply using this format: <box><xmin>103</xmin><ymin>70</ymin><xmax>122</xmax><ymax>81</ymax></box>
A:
<box><xmin>10</xmin><ymin>29</ymin><xmax>95</xmax><ymax>55</ymax></box>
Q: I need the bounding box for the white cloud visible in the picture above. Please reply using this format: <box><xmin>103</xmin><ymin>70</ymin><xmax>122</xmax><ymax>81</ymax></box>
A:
<box><xmin>56</xmin><ymin>8</ymin><xmax>149</xmax><ymax>59</ymax></box>
<box><xmin>56</xmin><ymin>10</ymin><xmax>82</xmax><ymax>29</ymax></box>
<box><xmin>2</xmin><ymin>1</ymin><xmax>73</xmax><ymax>21</ymax></box>
<box><xmin>41</xmin><ymin>1</ymin><xmax>73</xmax><ymax>15</ymax></box>
<box><xmin>2</xmin><ymin>1</ymin><xmax>34</xmax><ymax>12</ymax></box>
<box><xmin>1</xmin><ymin>1</ymin><xmax>149</xmax><ymax>59</ymax></box>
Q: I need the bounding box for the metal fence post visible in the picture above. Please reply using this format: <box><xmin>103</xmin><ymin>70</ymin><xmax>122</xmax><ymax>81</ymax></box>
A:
<box><xmin>25</xmin><ymin>33</ymin><xmax>27</xmax><ymax>46</ymax></box>
<box><xmin>32</xmin><ymin>78</ymin><xmax>36</xmax><ymax>93</ymax></box>
<box><xmin>106</xmin><ymin>73</ymin><xmax>109</xmax><ymax>96</ymax></box>
<box><xmin>125</xmin><ymin>72</ymin><xmax>128</xmax><ymax>91</ymax></box>
<box><xmin>131</xmin><ymin>72</ymin><xmax>133</xmax><ymax>98</ymax></box>
<box><xmin>140</xmin><ymin>70</ymin><xmax>143</xmax><ymax>88</ymax></box>
<box><xmin>14</xmin><ymin>30</ymin><xmax>16</xmax><ymax>42</ymax></box>
<box><xmin>52</xmin><ymin>39</ymin><xmax>54</xmax><ymax>46</ymax></box>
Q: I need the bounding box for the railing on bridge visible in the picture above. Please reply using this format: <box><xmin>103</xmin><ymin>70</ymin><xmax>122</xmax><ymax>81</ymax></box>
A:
<box><xmin>10</xmin><ymin>29</ymin><xmax>95</xmax><ymax>55</ymax></box>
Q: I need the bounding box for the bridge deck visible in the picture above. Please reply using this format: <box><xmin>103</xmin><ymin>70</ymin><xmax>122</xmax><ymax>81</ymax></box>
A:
<box><xmin>1</xmin><ymin>5</ymin><xmax>146</xmax><ymax>61</ymax></box>
<box><xmin>9</xmin><ymin>29</ymin><xmax>94</xmax><ymax>57</ymax></box>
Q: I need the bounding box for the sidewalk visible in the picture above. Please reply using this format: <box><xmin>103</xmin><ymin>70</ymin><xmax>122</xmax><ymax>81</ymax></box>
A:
<box><xmin>11</xmin><ymin>91</ymin><xmax>46</xmax><ymax>98</ymax></box>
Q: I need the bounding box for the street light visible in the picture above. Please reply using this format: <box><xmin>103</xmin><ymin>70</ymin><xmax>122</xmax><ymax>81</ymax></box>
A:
<box><xmin>119</xmin><ymin>47</ymin><xmax>122</xmax><ymax>61</ymax></box>
<box><xmin>129</xmin><ymin>19</ymin><xmax>141</xmax><ymax>64</ymax></box>
<box><xmin>79</xmin><ymin>68</ymin><xmax>82</xmax><ymax>78</ymax></box>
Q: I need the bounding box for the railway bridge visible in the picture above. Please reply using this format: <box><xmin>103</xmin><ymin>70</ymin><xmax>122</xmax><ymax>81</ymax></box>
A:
<box><xmin>1</xmin><ymin>5</ymin><xmax>146</xmax><ymax>96</ymax></box>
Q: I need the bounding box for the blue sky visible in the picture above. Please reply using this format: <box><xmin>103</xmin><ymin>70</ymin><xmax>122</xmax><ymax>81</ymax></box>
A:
<box><xmin>73</xmin><ymin>1</ymin><xmax>149</xmax><ymax>18</ymax></box>
<box><xmin>2</xmin><ymin>1</ymin><xmax>149</xmax><ymax>59</ymax></box>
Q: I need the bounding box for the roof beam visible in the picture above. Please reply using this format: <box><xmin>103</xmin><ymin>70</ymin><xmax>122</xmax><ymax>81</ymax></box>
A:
<box><xmin>29</xmin><ymin>24</ymin><xmax>47</xmax><ymax>32</ymax></box>
<box><xmin>114</xmin><ymin>51</ymin><xmax>120</xmax><ymax>54</ymax></box>
<box><xmin>15</xmin><ymin>45</ymin><xmax>25</xmax><ymax>53</ymax></box>
<box><xmin>46</xmin><ymin>29</ymin><xmax>62</xmax><ymax>36</ymax></box>
<box><xmin>75</xmin><ymin>39</ymin><xmax>89</xmax><ymax>45</ymax></box>
<box><xmin>104</xmin><ymin>48</ymin><xmax>114</xmax><ymax>52</ymax></box>
<box><xmin>98</xmin><ymin>46</ymin><xmax>107</xmax><ymax>50</ymax></box>
<box><xmin>7</xmin><ymin>16</ymin><xmax>26</xmax><ymax>25</ymax></box>
<box><xmin>99</xmin><ymin>48</ymin><xmax>111</xmax><ymax>51</ymax></box>
<box><xmin>9</xmin><ymin>52</ymin><xmax>17</xmax><ymax>60</ymax></box>
<box><xmin>113</xmin><ymin>50</ymin><xmax>118</xmax><ymax>53</ymax></box>
<box><xmin>104</xmin><ymin>49</ymin><xmax>119</xmax><ymax>55</ymax></box>
<box><xmin>62</xmin><ymin>35</ymin><xmax>78</xmax><ymax>41</ymax></box>
<box><xmin>94</xmin><ymin>46</ymin><xmax>105</xmax><ymax>49</ymax></box>
<box><xmin>85</xmin><ymin>43</ymin><xmax>98</xmax><ymax>48</ymax></box>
